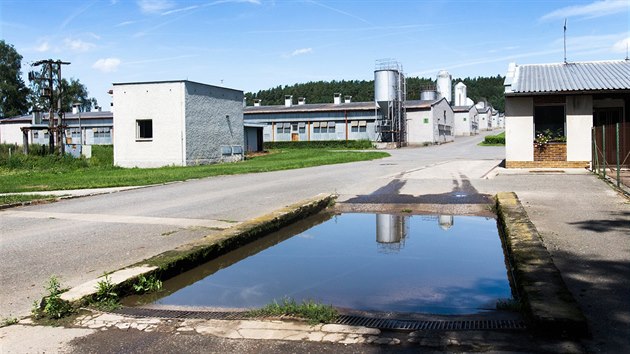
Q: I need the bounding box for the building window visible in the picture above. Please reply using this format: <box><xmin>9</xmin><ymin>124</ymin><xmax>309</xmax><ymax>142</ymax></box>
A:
<box><xmin>534</xmin><ymin>105</ymin><xmax>565</xmax><ymax>140</ymax></box>
<box><xmin>136</xmin><ymin>119</ymin><xmax>153</xmax><ymax>140</ymax></box>
<box><xmin>423</xmin><ymin>118</ymin><xmax>429</xmax><ymax>124</ymax></box>
<box><xmin>33</xmin><ymin>132</ymin><xmax>39</xmax><ymax>139</ymax></box>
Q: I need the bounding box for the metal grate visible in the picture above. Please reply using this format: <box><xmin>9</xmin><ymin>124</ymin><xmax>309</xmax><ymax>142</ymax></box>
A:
<box><xmin>335</xmin><ymin>314</ymin><xmax>526</xmax><ymax>331</ymax></box>
<box><xmin>112</xmin><ymin>307</ymin><xmax>526</xmax><ymax>331</ymax></box>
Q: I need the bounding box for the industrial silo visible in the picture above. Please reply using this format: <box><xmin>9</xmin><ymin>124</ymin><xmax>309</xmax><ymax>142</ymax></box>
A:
<box><xmin>374</xmin><ymin>59</ymin><xmax>406</xmax><ymax>145</ymax></box>
<box><xmin>420</xmin><ymin>89</ymin><xmax>438</xmax><ymax>101</ymax></box>
<box><xmin>436</xmin><ymin>70</ymin><xmax>452</xmax><ymax>104</ymax></box>
<box><xmin>454</xmin><ymin>82</ymin><xmax>467</xmax><ymax>106</ymax></box>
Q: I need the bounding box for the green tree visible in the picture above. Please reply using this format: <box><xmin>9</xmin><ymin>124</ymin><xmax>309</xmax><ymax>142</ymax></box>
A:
<box><xmin>0</xmin><ymin>40</ymin><xmax>29</xmax><ymax>117</ymax></box>
<box><xmin>28</xmin><ymin>75</ymin><xmax>98</xmax><ymax>113</ymax></box>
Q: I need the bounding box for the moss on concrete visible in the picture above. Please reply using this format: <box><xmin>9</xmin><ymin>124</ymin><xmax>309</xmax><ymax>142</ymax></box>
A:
<box><xmin>496</xmin><ymin>192</ymin><xmax>588</xmax><ymax>337</ymax></box>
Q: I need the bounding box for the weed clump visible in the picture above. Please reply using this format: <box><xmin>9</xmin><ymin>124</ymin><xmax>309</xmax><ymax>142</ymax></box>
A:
<box><xmin>133</xmin><ymin>274</ymin><xmax>162</xmax><ymax>294</ymax></box>
<box><xmin>90</xmin><ymin>275</ymin><xmax>120</xmax><ymax>311</ymax></box>
<box><xmin>32</xmin><ymin>276</ymin><xmax>73</xmax><ymax>319</ymax></box>
<box><xmin>248</xmin><ymin>297</ymin><xmax>338</xmax><ymax>325</ymax></box>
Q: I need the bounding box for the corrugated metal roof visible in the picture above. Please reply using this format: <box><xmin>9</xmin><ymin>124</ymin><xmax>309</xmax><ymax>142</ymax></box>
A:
<box><xmin>512</xmin><ymin>60</ymin><xmax>630</xmax><ymax>94</ymax></box>
<box><xmin>405</xmin><ymin>99</ymin><xmax>443</xmax><ymax>109</ymax></box>
<box><xmin>244</xmin><ymin>101</ymin><xmax>377</xmax><ymax>114</ymax></box>
<box><xmin>0</xmin><ymin>111</ymin><xmax>113</xmax><ymax>124</ymax></box>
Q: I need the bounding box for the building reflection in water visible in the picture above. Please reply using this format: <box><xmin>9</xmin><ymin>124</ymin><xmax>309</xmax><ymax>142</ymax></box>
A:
<box><xmin>376</xmin><ymin>214</ymin><xmax>455</xmax><ymax>253</ymax></box>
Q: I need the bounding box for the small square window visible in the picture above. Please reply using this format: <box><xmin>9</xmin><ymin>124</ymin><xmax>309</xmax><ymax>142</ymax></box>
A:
<box><xmin>136</xmin><ymin>119</ymin><xmax>153</xmax><ymax>140</ymax></box>
<box><xmin>423</xmin><ymin>118</ymin><xmax>429</xmax><ymax>124</ymax></box>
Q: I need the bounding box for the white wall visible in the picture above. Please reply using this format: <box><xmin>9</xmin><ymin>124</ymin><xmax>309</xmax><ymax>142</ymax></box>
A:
<box><xmin>0</xmin><ymin>122</ymin><xmax>28</xmax><ymax>144</ymax></box>
<box><xmin>454</xmin><ymin>111</ymin><xmax>473</xmax><ymax>136</ymax></box>
<box><xmin>566</xmin><ymin>95</ymin><xmax>593</xmax><ymax>161</ymax></box>
<box><xmin>113</xmin><ymin>82</ymin><xmax>185</xmax><ymax>168</ymax></box>
<box><xmin>406</xmin><ymin>109</ymin><xmax>434</xmax><ymax>144</ymax></box>
<box><xmin>505</xmin><ymin>97</ymin><xmax>534</xmax><ymax>162</ymax></box>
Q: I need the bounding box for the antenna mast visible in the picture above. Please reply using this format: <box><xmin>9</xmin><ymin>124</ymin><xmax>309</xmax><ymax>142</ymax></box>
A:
<box><xmin>563</xmin><ymin>19</ymin><xmax>567</xmax><ymax>64</ymax></box>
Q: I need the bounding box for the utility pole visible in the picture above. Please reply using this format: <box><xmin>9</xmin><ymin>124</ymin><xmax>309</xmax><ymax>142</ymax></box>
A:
<box><xmin>31</xmin><ymin>59</ymin><xmax>70</xmax><ymax>154</ymax></box>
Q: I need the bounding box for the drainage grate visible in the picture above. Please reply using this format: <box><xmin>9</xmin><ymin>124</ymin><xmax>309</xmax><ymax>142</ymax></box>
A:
<box><xmin>335</xmin><ymin>314</ymin><xmax>526</xmax><ymax>331</ymax></box>
<box><xmin>112</xmin><ymin>307</ymin><xmax>526</xmax><ymax>331</ymax></box>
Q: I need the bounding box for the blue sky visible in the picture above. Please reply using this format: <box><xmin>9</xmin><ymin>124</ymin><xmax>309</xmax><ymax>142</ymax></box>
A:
<box><xmin>2</xmin><ymin>0</ymin><xmax>629</xmax><ymax>109</ymax></box>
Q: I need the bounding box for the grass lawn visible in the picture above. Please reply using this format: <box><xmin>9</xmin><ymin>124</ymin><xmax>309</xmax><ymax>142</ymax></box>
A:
<box><xmin>478</xmin><ymin>132</ymin><xmax>505</xmax><ymax>146</ymax></box>
<box><xmin>0</xmin><ymin>146</ymin><xmax>389</xmax><ymax>193</ymax></box>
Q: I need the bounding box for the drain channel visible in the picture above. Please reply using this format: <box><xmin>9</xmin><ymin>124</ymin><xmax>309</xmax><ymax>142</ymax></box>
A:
<box><xmin>112</xmin><ymin>307</ymin><xmax>526</xmax><ymax>331</ymax></box>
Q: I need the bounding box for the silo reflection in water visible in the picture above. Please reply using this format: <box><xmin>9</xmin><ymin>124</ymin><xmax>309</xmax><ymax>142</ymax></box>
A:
<box><xmin>376</xmin><ymin>214</ymin><xmax>409</xmax><ymax>253</ymax></box>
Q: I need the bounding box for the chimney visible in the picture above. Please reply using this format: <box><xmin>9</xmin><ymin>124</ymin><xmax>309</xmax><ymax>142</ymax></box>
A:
<box><xmin>333</xmin><ymin>93</ymin><xmax>342</xmax><ymax>105</ymax></box>
<box><xmin>254</xmin><ymin>99</ymin><xmax>262</xmax><ymax>107</ymax></box>
<box><xmin>344</xmin><ymin>95</ymin><xmax>352</xmax><ymax>103</ymax></box>
<box><xmin>284</xmin><ymin>95</ymin><xmax>293</xmax><ymax>107</ymax></box>
<box><xmin>243</xmin><ymin>97</ymin><xmax>247</xmax><ymax>107</ymax></box>
<box><xmin>72</xmin><ymin>106</ymin><xmax>79</xmax><ymax>114</ymax></box>
<box><xmin>298</xmin><ymin>97</ymin><xmax>306</xmax><ymax>105</ymax></box>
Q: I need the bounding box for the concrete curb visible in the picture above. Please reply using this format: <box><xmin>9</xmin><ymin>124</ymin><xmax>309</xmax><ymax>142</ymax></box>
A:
<box><xmin>495</xmin><ymin>192</ymin><xmax>588</xmax><ymax>337</ymax></box>
<box><xmin>54</xmin><ymin>193</ymin><xmax>336</xmax><ymax>308</ymax></box>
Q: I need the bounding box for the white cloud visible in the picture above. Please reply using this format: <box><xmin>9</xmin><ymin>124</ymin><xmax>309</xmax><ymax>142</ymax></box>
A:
<box><xmin>291</xmin><ymin>48</ymin><xmax>313</xmax><ymax>56</ymax></box>
<box><xmin>116</xmin><ymin>20</ymin><xmax>137</xmax><ymax>27</ymax></box>
<box><xmin>93</xmin><ymin>58</ymin><xmax>121</xmax><ymax>72</ymax></box>
<box><xmin>35</xmin><ymin>42</ymin><xmax>50</xmax><ymax>52</ymax></box>
<box><xmin>64</xmin><ymin>38</ymin><xmax>96</xmax><ymax>52</ymax></box>
<box><xmin>540</xmin><ymin>0</ymin><xmax>629</xmax><ymax>21</ymax></box>
<box><xmin>137</xmin><ymin>0</ymin><xmax>174</xmax><ymax>14</ymax></box>
<box><xmin>161</xmin><ymin>5</ymin><xmax>199</xmax><ymax>15</ymax></box>
<box><xmin>612</xmin><ymin>37</ymin><xmax>630</xmax><ymax>53</ymax></box>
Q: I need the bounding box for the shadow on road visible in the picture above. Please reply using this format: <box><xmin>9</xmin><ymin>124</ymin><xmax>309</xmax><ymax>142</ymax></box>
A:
<box><xmin>344</xmin><ymin>174</ymin><xmax>493</xmax><ymax>205</ymax></box>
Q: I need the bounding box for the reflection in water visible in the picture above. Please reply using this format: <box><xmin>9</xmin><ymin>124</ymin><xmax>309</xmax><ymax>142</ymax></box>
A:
<box><xmin>438</xmin><ymin>215</ymin><xmax>454</xmax><ymax>230</ymax></box>
<box><xmin>375</xmin><ymin>214</ymin><xmax>409</xmax><ymax>253</ymax></box>
<box><xmin>130</xmin><ymin>213</ymin><xmax>512</xmax><ymax>314</ymax></box>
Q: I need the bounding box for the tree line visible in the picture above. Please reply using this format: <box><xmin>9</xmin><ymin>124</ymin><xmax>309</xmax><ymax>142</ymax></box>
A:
<box><xmin>245</xmin><ymin>75</ymin><xmax>505</xmax><ymax>111</ymax></box>
<box><xmin>0</xmin><ymin>40</ymin><xmax>98</xmax><ymax>118</ymax></box>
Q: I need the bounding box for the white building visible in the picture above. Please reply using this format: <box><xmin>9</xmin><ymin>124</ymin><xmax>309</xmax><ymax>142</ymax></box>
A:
<box><xmin>244</xmin><ymin>95</ymin><xmax>379</xmax><ymax>143</ymax></box>
<box><xmin>475</xmin><ymin>101</ymin><xmax>492</xmax><ymax>130</ymax></box>
<box><xmin>406</xmin><ymin>98</ymin><xmax>454</xmax><ymax>145</ymax></box>
<box><xmin>113</xmin><ymin>80</ymin><xmax>244</xmax><ymax>168</ymax></box>
<box><xmin>453</xmin><ymin>105</ymin><xmax>479</xmax><ymax>136</ymax></box>
<box><xmin>504</xmin><ymin>60</ymin><xmax>630</xmax><ymax>168</ymax></box>
<box><xmin>0</xmin><ymin>111</ymin><xmax>113</xmax><ymax>146</ymax></box>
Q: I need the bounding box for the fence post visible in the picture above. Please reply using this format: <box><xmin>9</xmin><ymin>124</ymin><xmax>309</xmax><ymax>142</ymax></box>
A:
<box><xmin>593</xmin><ymin>128</ymin><xmax>600</xmax><ymax>176</ymax></box>
<box><xmin>603</xmin><ymin>125</ymin><xmax>606</xmax><ymax>180</ymax></box>
<box><xmin>615</xmin><ymin>122</ymin><xmax>621</xmax><ymax>188</ymax></box>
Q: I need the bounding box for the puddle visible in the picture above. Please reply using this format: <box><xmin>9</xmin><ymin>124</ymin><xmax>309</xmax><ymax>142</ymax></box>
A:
<box><xmin>124</xmin><ymin>212</ymin><xmax>513</xmax><ymax>315</ymax></box>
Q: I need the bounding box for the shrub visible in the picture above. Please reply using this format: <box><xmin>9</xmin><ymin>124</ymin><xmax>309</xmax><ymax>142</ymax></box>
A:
<box><xmin>483</xmin><ymin>134</ymin><xmax>505</xmax><ymax>145</ymax></box>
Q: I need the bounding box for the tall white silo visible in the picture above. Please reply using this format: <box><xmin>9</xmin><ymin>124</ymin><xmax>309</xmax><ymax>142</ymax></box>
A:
<box><xmin>454</xmin><ymin>82</ymin><xmax>467</xmax><ymax>106</ymax></box>
<box><xmin>436</xmin><ymin>70</ymin><xmax>452</xmax><ymax>104</ymax></box>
